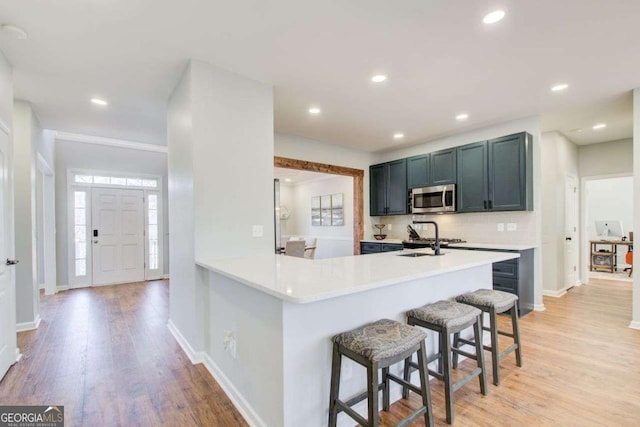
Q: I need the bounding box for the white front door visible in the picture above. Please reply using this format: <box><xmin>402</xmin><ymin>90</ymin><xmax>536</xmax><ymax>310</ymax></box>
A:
<box><xmin>0</xmin><ymin>127</ymin><xmax>17</xmax><ymax>380</ymax></box>
<box><xmin>91</xmin><ymin>188</ymin><xmax>145</xmax><ymax>285</ymax></box>
<box><xmin>565</xmin><ymin>175</ymin><xmax>579</xmax><ymax>287</ymax></box>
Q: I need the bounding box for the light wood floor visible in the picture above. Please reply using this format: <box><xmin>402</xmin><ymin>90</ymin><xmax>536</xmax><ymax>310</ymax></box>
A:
<box><xmin>0</xmin><ymin>280</ymin><xmax>247</xmax><ymax>426</ymax></box>
<box><xmin>1</xmin><ymin>279</ymin><xmax>639</xmax><ymax>426</ymax></box>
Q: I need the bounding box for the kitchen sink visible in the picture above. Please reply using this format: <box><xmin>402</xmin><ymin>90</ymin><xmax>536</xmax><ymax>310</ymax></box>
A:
<box><xmin>397</xmin><ymin>252</ymin><xmax>434</xmax><ymax>257</ymax></box>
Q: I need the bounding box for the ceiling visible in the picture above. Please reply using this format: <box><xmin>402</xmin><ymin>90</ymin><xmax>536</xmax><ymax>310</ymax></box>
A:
<box><xmin>541</xmin><ymin>92</ymin><xmax>632</xmax><ymax>145</ymax></box>
<box><xmin>1</xmin><ymin>1</ymin><xmax>639</xmax><ymax>151</ymax></box>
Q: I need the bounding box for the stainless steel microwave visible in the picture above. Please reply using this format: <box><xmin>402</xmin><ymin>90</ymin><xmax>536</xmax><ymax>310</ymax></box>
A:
<box><xmin>410</xmin><ymin>184</ymin><xmax>456</xmax><ymax>213</ymax></box>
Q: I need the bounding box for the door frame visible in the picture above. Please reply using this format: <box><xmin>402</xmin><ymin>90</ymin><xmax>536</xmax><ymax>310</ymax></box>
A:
<box><xmin>274</xmin><ymin>157</ymin><xmax>364</xmax><ymax>255</ymax></box>
<box><xmin>580</xmin><ymin>172</ymin><xmax>633</xmax><ymax>284</ymax></box>
<box><xmin>66</xmin><ymin>169</ymin><xmax>164</xmax><ymax>287</ymax></box>
<box><xmin>36</xmin><ymin>153</ymin><xmax>57</xmax><ymax>295</ymax></box>
<box><xmin>564</xmin><ymin>173</ymin><xmax>580</xmax><ymax>289</ymax></box>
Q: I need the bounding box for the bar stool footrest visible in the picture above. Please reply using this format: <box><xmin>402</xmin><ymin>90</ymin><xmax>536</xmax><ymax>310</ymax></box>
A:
<box><xmin>336</xmin><ymin>400</ymin><xmax>368</xmax><ymax>426</ymax></box>
<box><xmin>451</xmin><ymin>367</ymin><xmax>483</xmax><ymax>392</ymax></box>
<box><xmin>397</xmin><ymin>406</ymin><xmax>428</xmax><ymax>427</ymax></box>
<box><xmin>387</xmin><ymin>373</ymin><xmax>423</xmax><ymax>396</ymax></box>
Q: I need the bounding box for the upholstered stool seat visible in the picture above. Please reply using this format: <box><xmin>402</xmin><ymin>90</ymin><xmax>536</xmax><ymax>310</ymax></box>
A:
<box><xmin>406</xmin><ymin>301</ymin><xmax>487</xmax><ymax>424</ymax></box>
<box><xmin>407</xmin><ymin>300</ymin><xmax>481</xmax><ymax>332</ymax></box>
<box><xmin>329</xmin><ymin>319</ymin><xmax>433</xmax><ymax>427</ymax></box>
<box><xmin>455</xmin><ymin>289</ymin><xmax>522</xmax><ymax>386</ymax></box>
<box><xmin>456</xmin><ymin>289</ymin><xmax>518</xmax><ymax>313</ymax></box>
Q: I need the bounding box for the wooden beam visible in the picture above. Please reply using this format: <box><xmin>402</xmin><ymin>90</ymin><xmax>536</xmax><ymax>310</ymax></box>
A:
<box><xmin>274</xmin><ymin>156</ymin><xmax>364</xmax><ymax>255</ymax></box>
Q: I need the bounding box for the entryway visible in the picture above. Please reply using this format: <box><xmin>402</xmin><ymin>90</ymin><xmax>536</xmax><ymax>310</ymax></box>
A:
<box><xmin>68</xmin><ymin>171</ymin><xmax>164</xmax><ymax>288</ymax></box>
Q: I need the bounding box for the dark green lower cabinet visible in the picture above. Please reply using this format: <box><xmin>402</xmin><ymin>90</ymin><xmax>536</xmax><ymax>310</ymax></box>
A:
<box><xmin>360</xmin><ymin>242</ymin><xmax>403</xmax><ymax>254</ymax></box>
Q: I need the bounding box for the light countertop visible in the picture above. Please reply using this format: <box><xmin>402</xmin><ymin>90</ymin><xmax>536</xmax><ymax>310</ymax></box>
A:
<box><xmin>196</xmin><ymin>249</ymin><xmax>519</xmax><ymax>304</ymax></box>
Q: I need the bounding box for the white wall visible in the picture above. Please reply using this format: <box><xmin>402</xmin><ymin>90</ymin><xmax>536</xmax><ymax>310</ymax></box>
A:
<box><xmin>168</xmin><ymin>59</ymin><xmax>275</xmax><ymax>362</ymax></box>
<box><xmin>12</xmin><ymin>101</ymin><xmax>39</xmax><ymax>326</ymax></box>
<box><xmin>54</xmin><ymin>139</ymin><xmax>169</xmax><ymax>287</ymax></box>
<box><xmin>0</xmin><ymin>51</ymin><xmax>12</xmax><ymax>128</ymax></box>
<box><xmin>579</xmin><ymin>138</ymin><xmax>633</xmax><ymax>177</ymax></box>
<box><xmin>540</xmin><ymin>131</ymin><xmax>579</xmax><ymax>294</ymax></box>
<box><xmin>282</xmin><ymin>175</ymin><xmax>354</xmax><ymax>259</ymax></box>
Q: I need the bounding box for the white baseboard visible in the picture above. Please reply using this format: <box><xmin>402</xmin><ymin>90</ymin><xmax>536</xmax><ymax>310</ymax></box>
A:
<box><xmin>167</xmin><ymin>319</ymin><xmax>204</xmax><ymax>365</ymax></box>
<box><xmin>39</xmin><ymin>283</ymin><xmax>45</xmax><ymax>290</ymax></box>
<box><xmin>57</xmin><ymin>285</ymin><xmax>69</xmax><ymax>292</ymax></box>
<box><xmin>201</xmin><ymin>354</ymin><xmax>267</xmax><ymax>427</ymax></box>
<box><xmin>16</xmin><ymin>315</ymin><xmax>41</xmax><ymax>332</ymax></box>
<box><xmin>15</xmin><ymin>347</ymin><xmax>22</xmax><ymax>362</ymax></box>
<box><xmin>161</xmin><ymin>274</ymin><xmax>169</xmax><ymax>279</ymax></box>
<box><xmin>167</xmin><ymin>319</ymin><xmax>264</xmax><ymax>427</ymax></box>
<box><xmin>629</xmin><ymin>321</ymin><xmax>640</xmax><ymax>330</ymax></box>
<box><xmin>542</xmin><ymin>288</ymin><xmax>568</xmax><ymax>298</ymax></box>
<box><xmin>533</xmin><ymin>303</ymin><xmax>546</xmax><ymax>311</ymax></box>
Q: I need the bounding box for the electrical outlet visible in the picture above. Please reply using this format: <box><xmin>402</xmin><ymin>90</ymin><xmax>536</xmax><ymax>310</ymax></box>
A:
<box><xmin>497</xmin><ymin>223</ymin><xmax>505</xmax><ymax>232</ymax></box>
<box><xmin>252</xmin><ymin>225</ymin><xmax>263</xmax><ymax>237</ymax></box>
<box><xmin>507</xmin><ymin>223</ymin><xmax>517</xmax><ymax>231</ymax></box>
<box><xmin>387</xmin><ymin>224</ymin><xmax>393</xmax><ymax>231</ymax></box>
<box><xmin>223</xmin><ymin>330</ymin><xmax>237</xmax><ymax>359</ymax></box>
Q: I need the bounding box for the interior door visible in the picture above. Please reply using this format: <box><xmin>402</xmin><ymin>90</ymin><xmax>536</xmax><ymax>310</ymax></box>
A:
<box><xmin>92</xmin><ymin>188</ymin><xmax>145</xmax><ymax>285</ymax></box>
<box><xmin>565</xmin><ymin>175</ymin><xmax>579</xmax><ymax>287</ymax></box>
<box><xmin>0</xmin><ymin>127</ymin><xmax>17</xmax><ymax>380</ymax></box>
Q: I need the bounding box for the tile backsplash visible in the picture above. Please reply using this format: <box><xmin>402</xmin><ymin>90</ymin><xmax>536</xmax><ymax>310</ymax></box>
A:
<box><xmin>367</xmin><ymin>211</ymin><xmax>537</xmax><ymax>244</ymax></box>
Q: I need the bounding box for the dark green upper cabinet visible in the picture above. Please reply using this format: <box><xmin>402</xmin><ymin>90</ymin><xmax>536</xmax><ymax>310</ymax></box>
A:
<box><xmin>430</xmin><ymin>148</ymin><xmax>457</xmax><ymax>185</ymax></box>
<box><xmin>407</xmin><ymin>154</ymin><xmax>430</xmax><ymax>189</ymax></box>
<box><xmin>407</xmin><ymin>148</ymin><xmax>456</xmax><ymax>189</ymax></box>
<box><xmin>489</xmin><ymin>133</ymin><xmax>532</xmax><ymax>211</ymax></box>
<box><xmin>457</xmin><ymin>141</ymin><xmax>489</xmax><ymax>212</ymax></box>
<box><xmin>457</xmin><ymin>132</ymin><xmax>533</xmax><ymax>213</ymax></box>
<box><xmin>369</xmin><ymin>159</ymin><xmax>408</xmax><ymax>216</ymax></box>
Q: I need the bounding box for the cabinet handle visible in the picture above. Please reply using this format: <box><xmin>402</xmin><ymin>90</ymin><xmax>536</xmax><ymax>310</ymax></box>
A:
<box><xmin>483</xmin><ymin>200</ymin><xmax>487</xmax><ymax>209</ymax></box>
<box><xmin>488</xmin><ymin>200</ymin><xmax>493</xmax><ymax>209</ymax></box>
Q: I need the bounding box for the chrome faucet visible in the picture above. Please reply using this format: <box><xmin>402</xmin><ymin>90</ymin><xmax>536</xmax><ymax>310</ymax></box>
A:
<box><xmin>413</xmin><ymin>220</ymin><xmax>441</xmax><ymax>255</ymax></box>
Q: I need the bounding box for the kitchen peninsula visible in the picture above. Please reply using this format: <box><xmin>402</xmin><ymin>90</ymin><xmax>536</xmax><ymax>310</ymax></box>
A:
<box><xmin>195</xmin><ymin>248</ymin><xmax>519</xmax><ymax>426</ymax></box>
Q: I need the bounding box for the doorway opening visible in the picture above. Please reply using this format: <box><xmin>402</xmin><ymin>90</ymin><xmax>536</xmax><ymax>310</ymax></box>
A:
<box><xmin>67</xmin><ymin>170</ymin><xmax>164</xmax><ymax>288</ymax></box>
<box><xmin>581</xmin><ymin>174</ymin><xmax>634</xmax><ymax>283</ymax></box>
<box><xmin>274</xmin><ymin>157</ymin><xmax>364</xmax><ymax>255</ymax></box>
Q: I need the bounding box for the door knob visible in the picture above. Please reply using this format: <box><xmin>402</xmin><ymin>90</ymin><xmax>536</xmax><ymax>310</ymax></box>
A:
<box><xmin>5</xmin><ymin>259</ymin><xmax>19</xmax><ymax>265</ymax></box>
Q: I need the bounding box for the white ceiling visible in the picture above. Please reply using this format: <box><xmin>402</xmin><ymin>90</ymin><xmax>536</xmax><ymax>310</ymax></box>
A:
<box><xmin>541</xmin><ymin>92</ymin><xmax>632</xmax><ymax>145</ymax></box>
<box><xmin>1</xmin><ymin>1</ymin><xmax>639</xmax><ymax>151</ymax></box>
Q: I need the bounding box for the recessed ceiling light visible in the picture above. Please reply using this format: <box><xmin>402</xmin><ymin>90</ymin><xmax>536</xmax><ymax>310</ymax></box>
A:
<box><xmin>91</xmin><ymin>98</ymin><xmax>108</xmax><ymax>106</ymax></box>
<box><xmin>1</xmin><ymin>24</ymin><xmax>28</xmax><ymax>40</ymax></box>
<box><xmin>284</xmin><ymin>178</ymin><xmax>292</xmax><ymax>182</ymax></box>
<box><xmin>456</xmin><ymin>113</ymin><xmax>469</xmax><ymax>121</ymax></box>
<box><xmin>371</xmin><ymin>74</ymin><xmax>387</xmax><ymax>83</ymax></box>
<box><xmin>308</xmin><ymin>107</ymin><xmax>321</xmax><ymax>115</ymax></box>
<box><xmin>393</xmin><ymin>133</ymin><xmax>405</xmax><ymax>140</ymax></box>
<box><xmin>551</xmin><ymin>83</ymin><xmax>569</xmax><ymax>92</ymax></box>
<box><xmin>483</xmin><ymin>10</ymin><xmax>506</xmax><ymax>24</ymax></box>
<box><xmin>569</xmin><ymin>128</ymin><xmax>583</xmax><ymax>133</ymax></box>
<box><xmin>592</xmin><ymin>123</ymin><xmax>607</xmax><ymax>130</ymax></box>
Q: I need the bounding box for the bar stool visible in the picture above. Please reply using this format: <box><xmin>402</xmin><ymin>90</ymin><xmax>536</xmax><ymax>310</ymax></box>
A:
<box><xmin>455</xmin><ymin>289</ymin><xmax>522</xmax><ymax>386</ymax></box>
<box><xmin>405</xmin><ymin>300</ymin><xmax>487</xmax><ymax>424</ymax></box>
<box><xmin>329</xmin><ymin>318</ymin><xmax>433</xmax><ymax>427</ymax></box>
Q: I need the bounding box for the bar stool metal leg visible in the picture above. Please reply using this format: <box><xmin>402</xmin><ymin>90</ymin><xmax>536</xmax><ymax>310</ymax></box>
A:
<box><xmin>417</xmin><ymin>340</ymin><xmax>435</xmax><ymax>427</ymax></box>
<box><xmin>441</xmin><ymin>328</ymin><xmax>454</xmax><ymax>424</ymax></box>
<box><xmin>473</xmin><ymin>315</ymin><xmax>488</xmax><ymax>395</ymax></box>
<box><xmin>489</xmin><ymin>308</ymin><xmax>500</xmax><ymax>386</ymax></box>
<box><xmin>328</xmin><ymin>343</ymin><xmax>341</xmax><ymax>427</ymax></box>
<box><xmin>512</xmin><ymin>301</ymin><xmax>523</xmax><ymax>367</ymax></box>
<box><xmin>367</xmin><ymin>362</ymin><xmax>379</xmax><ymax>426</ymax></box>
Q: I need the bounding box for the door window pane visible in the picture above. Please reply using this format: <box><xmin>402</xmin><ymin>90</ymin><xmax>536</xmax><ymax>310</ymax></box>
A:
<box><xmin>73</xmin><ymin>191</ymin><xmax>87</xmax><ymax>277</ymax></box>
